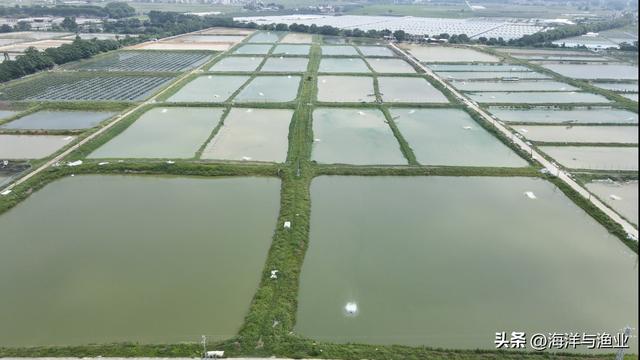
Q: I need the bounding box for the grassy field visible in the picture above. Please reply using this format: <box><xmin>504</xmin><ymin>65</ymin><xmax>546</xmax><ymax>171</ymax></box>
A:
<box><xmin>0</xmin><ymin>31</ymin><xmax>638</xmax><ymax>359</ymax></box>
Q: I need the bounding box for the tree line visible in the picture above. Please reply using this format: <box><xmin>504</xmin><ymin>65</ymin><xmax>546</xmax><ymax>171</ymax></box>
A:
<box><xmin>0</xmin><ymin>2</ymin><xmax>135</xmax><ymax>19</ymax></box>
<box><xmin>0</xmin><ymin>37</ymin><xmax>122</xmax><ymax>82</ymax></box>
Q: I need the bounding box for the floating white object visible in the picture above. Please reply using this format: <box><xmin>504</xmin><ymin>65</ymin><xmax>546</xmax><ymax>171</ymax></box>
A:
<box><xmin>246</xmin><ymin>109</ymin><xmax>253</xmax><ymax>113</ymax></box>
<box><xmin>344</xmin><ymin>302</ymin><xmax>358</xmax><ymax>316</ymax></box>
<box><xmin>70</xmin><ymin>174</ymin><xmax>75</xmax><ymax>177</ymax></box>
<box><xmin>358</xmin><ymin>111</ymin><xmax>365</xmax><ymax>116</ymax></box>
<box><xmin>321</xmin><ymin>79</ymin><xmax>326</xmax><ymax>83</ymax></box>
<box><xmin>610</xmin><ymin>194</ymin><xmax>622</xmax><ymax>200</ymax></box>
<box><xmin>67</xmin><ymin>160</ymin><xmax>82</xmax><ymax>167</ymax></box>
<box><xmin>166</xmin><ymin>160</ymin><xmax>175</xmax><ymax>164</ymax></box>
<box><xmin>204</xmin><ymin>351</ymin><xmax>224</xmax><ymax>359</ymax></box>
<box><xmin>63</xmin><ymin>136</ymin><xmax>73</xmax><ymax>141</ymax></box>
<box><xmin>463</xmin><ymin>126</ymin><xmax>472</xmax><ymax>130</ymax></box>
<box><xmin>208</xmin><ymin>75</ymin><xmax>212</xmax><ymax>79</ymax></box>
<box><xmin>524</xmin><ymin>191</ymin><xmax>537</xmax><ymax>199</ymax></box>
<box><xmin>98</xmin><ymin>162</ymin><xmax>109</xmax><ymax>166</ymax></box>
<box><xmin>314</xmin><ymin>138</ymin><xmax>321</xmax><ymax>142</ymax></box>
<box><xmin>284</xmin><ymin>221</ymin><xmax>291</xmax><ymax>229</ymax></box>
<box><xmin>259</xmin><ymin>92</ymin><xmax>265</xmax><ymax>96</ymax></box>
<box><xmin>408</xmin><ymin>109</ymin><xmax>416</xmax><ymax>114</ymax></box>
<box><xmin>241</xmin><ymin>156</ymin><xmax>252</xmax><ymax>161</ymax></box>
<box><xmin>520</xmin><ymin>128</ymin><xmax>529</xmax><ymax>133</ymax></box>
<box><xmin>270</xmin><ymin>269</ymin><xmax>279</xmax><ymax>279</ymax></box>
<box><xmin>1</xmin><ymin>189</ymin><xmax>11</xmax><ymax>196</ymax></box>
<box><xmin>161</xmin><ymin>108</ymin><xmax>168</xmax><ymax>113</ymax></box>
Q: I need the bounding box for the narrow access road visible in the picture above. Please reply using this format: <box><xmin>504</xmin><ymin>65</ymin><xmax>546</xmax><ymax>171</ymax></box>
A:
<box><xmin>1</xmin><ymin>44</ymin><xmax>223</xmax><ymax>195</ymax></box>
<box><xmin>389</xmin><ymin>42</ymin><xmax>639</xmax><ymax>241</ymax></box>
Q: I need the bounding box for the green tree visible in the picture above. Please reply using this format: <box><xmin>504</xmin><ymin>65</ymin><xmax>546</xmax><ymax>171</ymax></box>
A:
<box><xmin>61</xmin><ymin>16</ymin><xmax>78</xmax><ymax>31</ymax></box>
<box><xmin>104</xmin><ymin>2</ymin><xmax>135</xmax><ymax>19</ymax></box>
<box><xmin>393</xmin><ymin>29</ymin><xmax>406</xmax><ymax>41</ymax></box>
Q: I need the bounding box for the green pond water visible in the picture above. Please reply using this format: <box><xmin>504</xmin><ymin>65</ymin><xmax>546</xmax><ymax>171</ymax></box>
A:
<box><xmin>260</xmin><ymin>57</ymin><xmax>309</xmax><ymax>72</ymax></box>
<box><xmin>0</xmin><ymin>175</ymin><xmax>280</xmax><ymax>346</ymax></box>
<box><xmin>366</xmin><ymin>58</ymin><xmax>415</xmax><ymax>73</ymax></box>
<box><xmin>234</xmin><ymin>76</ymin><xmax>301</xmax><ymax>103</ymax></box>
<box><xmin>540</xmin><ymin>146</ymin><xmax>639</xmax><ymax>170</ymax></box>
<box><xmin>357</xmin><ymin>46</ymin><xmax>395</xmax><ymax>57</ymax></box>
<box><xmin>427</xmin><ymin>64</ymin><xmax>529</xmax><ymax>72</ymax></box>
<box><xmin>208</xmin><ymin>56</ymin><xmax>263</xmax><ymax>72</ymax></box>
<box><xmin>247</xmin><ymin>31</ymin><xmax>281</xmax><ymax>43</ymax></box>
<box><xmin>542</xmin><ymin>64</ymin><xmax>638</xmax><ymax>80</ymax></box>
<box><xmin>318</xmin><ymin>58</ymin><xmax>371</xmax><ymax>73</ymax></box>
<box><xmin>488</xmin><ymin>107</ymin><xmax>638</xmax><ymax>124</ymax></box>
<box><xmin>296</xmin><ymin>176</ymin><xmax>638</xmax><ymax>350</ymax></box>
<box><xmin>317</xmin><ymin>76</ymin><xmax>375</xmax><ymax>103</ymax></box>
<box><xmin>516</xmin><ymin>125</ymin><xmax>638</xmax><ymax>144</ymax></box>
<box><xmin>379</xmin><ymin>77</ymin><xmax>448</xmax><ymax>103</ymax></box>
<box><xmin>438</xmin><ymin>71</ymin><xmax>550</xmax><ymax>80</ymax></box>
<box><xmin>468</xmin><ymin>91</ymin><xmax>610</xmax><ymax>104</ymax></box>
<box><xmin>406</xmin><ymin>45</ymin><xmax>499</xmax><ymax>62</ymax></box>
<box><xmin>586</xmin><ymin>180</ymin><xmax>638</xmax><ymax>226</ymax></box>
<box><xmin>321</xmin><ymin>45</ymin><xmax>358</xmax><ymax>56</ymax></box>
<box><xmin>88</xmin><ymin>107</ymin><xmax>222</xmax><ymax>159</ymax></box>
<box><xmin>1</xmin><ymin>110</ymin><xmax>116</xmax><ymax>130</ymax></box>
<box><xmin>391</xmin><ymin>108</ymin><xmax>527</xmax><ymax>167</ymax></box>
<box><xmin>167</xmin><ymin>75</ymin><xmax>248</xmax><ymax>102</ymax></box>
<box><xmin>311</xmin><ymin>108</ymin><xmax>406</xmax><ymax>165</ymax></box>
<box><xmin>454</xmin><ymin>80</ymin><xmax>577</xmax><ymax>92</ymax></box>
<box><xmin>233</xmin><ymin>44</ymin><xmax>272</xmax><ymax>55</ymax></box>
<box><xmin>0</xmin><ymin>135</ymin><xmax>74</xmax><ymax>159</ymax></box>
<box><xmin>201</xmin><ymin>108</ymin><xmax>292</xmax><ymax>162</ymax></box>
<box><xmin>272</xmin><ymin>44</ymin><xmax>310</xmax><ymax>55</ymax></box>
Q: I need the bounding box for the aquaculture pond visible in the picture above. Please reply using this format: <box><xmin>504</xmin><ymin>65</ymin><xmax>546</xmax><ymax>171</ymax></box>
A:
<box><xmin>592</xmin><ymin>82</ymin><xmax>638</xmax><ymax>92</ymax></box>
<box><xmin>540</xmin><ymin>146</ymin><xmax>638</xmax><ymax>171</ymax></box>
<box><xmin>586</xmin><ymin>180</ymin><xmax>638</xmax><ymax>226</ymax></box>
<box><xmin>488</xmin><ymin>107</ymin><xmax>638</xmax><ymax>124</ymax></box>
<box><xmin>260</xmin><ymin>57</ymin><xmax>309</xmax><ymax>72</ymax></box>
<box><xmin>272</xmin><ymin>44</ymin><xmax>310</xmax><ymax>55</ymax></box>
<box><xmin>317</xmin><ymin>76</ymin><xmax>375</xmax><ymax>103</ymax></box>
<box><xmin>88</xmin><ymin>107</ymin><xmax>222</xmax><ymax>159</ymax></box>
<box><xmin>208</xmin><ymin>56</ymin><xmax>263</xmax><ymax>72</ymax></box>
<box><xmin>405</xmin><ymin>45</ymin><xmax>499</xmax><ymax>62</ymax></box>
<box><xmin>542</xmin><ymin>63</ymin><xmax>638</xmax><ymax>80</ymax></box>
<box><xmin>233</xmin><ymin>44</ymin><xmax>272</xmax><ymax>55</ymax></box>
<box><xmin>234</xmin><ymin>76</ymin><xmax>301</xmax><ymax>103</ymax></box>
<box><xmin>1</xmin><ymin>110</ymin><xmax>116</xmax><ymax>130</ymax></box>
<box><xmin>318</xmin><ymin>58</ymin><xmax>371</xmax><ymax>73</ymax></box>
<box><xmin>366</xmin><ymin>58</ymin><xmax>415</xmax><ymax>73</ymax></box>
<box><xmin>201</xmin><ymin>108</ymin><xmax>292</xmax><ymax>162</ymax></box>
<box><xmin>357</xmin><ymin>46</ymin><xmax>395</xmax><ymax>57</ymax></box>
<box><xmin>468</xmin><ymin>91</ymin><xmax>610</xmax><ymax>104</ymax></box>
<box><xmin>0</xmin><ymin>110</ymin><xmax>18</xmax><ymax>120</ymax></box>
<box><xmin>427</xmin><ymin>64</ymin><xmax>529</xmax><ymax>72</ymax></box>
<box><xmin>321</xmin><ymin>45</ymin><xmax>358</xmax><ymax>56</ymax></box>
<box><xmin>378</xmin><ymin>77</ymin><xmax>448</xmax><ymax>103</ymax></box>
<box><xmin>0</xmin><ymin>175</ymin><xmax>280</xmax><ymax>346</ymax></box>
<box><xmin>0</xmin><ymin>135</ymin><xmax>74</xmax><ymax>159</ymax></box>
<box><xmin>437</xmin><ymin>71</ymin><xmax>550</xmax><ymax>80</ymax></box>
<box><xmin>311</xmin><ymin>108</ymin><xmax>406</xmax><ymax>165</ymax></box>
<box><xmin>167</xmin><ymin>75</ymin><xmax>248</xmax><ymax>102</ymax></box>
<box><xmin>296</xmin><ymin>176</ymin><xmax>638</xmax><ymax>349</ymax></box>
<box><xmin>515</xmin><ymin>125</ymin><xmax>638</xmax><ymax>144</ymax></box>
<box><xmin>247</xmin><ymin>31</ymin><xmax>281</xmax><ymax>43</ymax></box>
<box><xmin>453</xmin><ymin>80</ymin><xmax>577</xmax><ymax>92</ymax></box>
<box><xmin>391</xmin><ymin>108</ymin><xmax>526</xmax><ymax>167</ymax></box>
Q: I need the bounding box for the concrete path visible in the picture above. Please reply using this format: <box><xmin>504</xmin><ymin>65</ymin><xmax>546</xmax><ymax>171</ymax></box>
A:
<box><xmin>390</xmin><ymin>42</ymin><xmax>639</xmax><ymax>240</ymax></box>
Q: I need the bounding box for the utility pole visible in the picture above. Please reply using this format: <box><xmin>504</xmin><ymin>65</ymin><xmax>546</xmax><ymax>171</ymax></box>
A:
<box><xmin>201</xmin><ymin>335</ymin><xmax>207</xmax><ymax>357</ymax></box>
<box><xmin>615</xmin><ymin>326</ymin><xmax>633</xmax><ymax>360</ymax></box>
